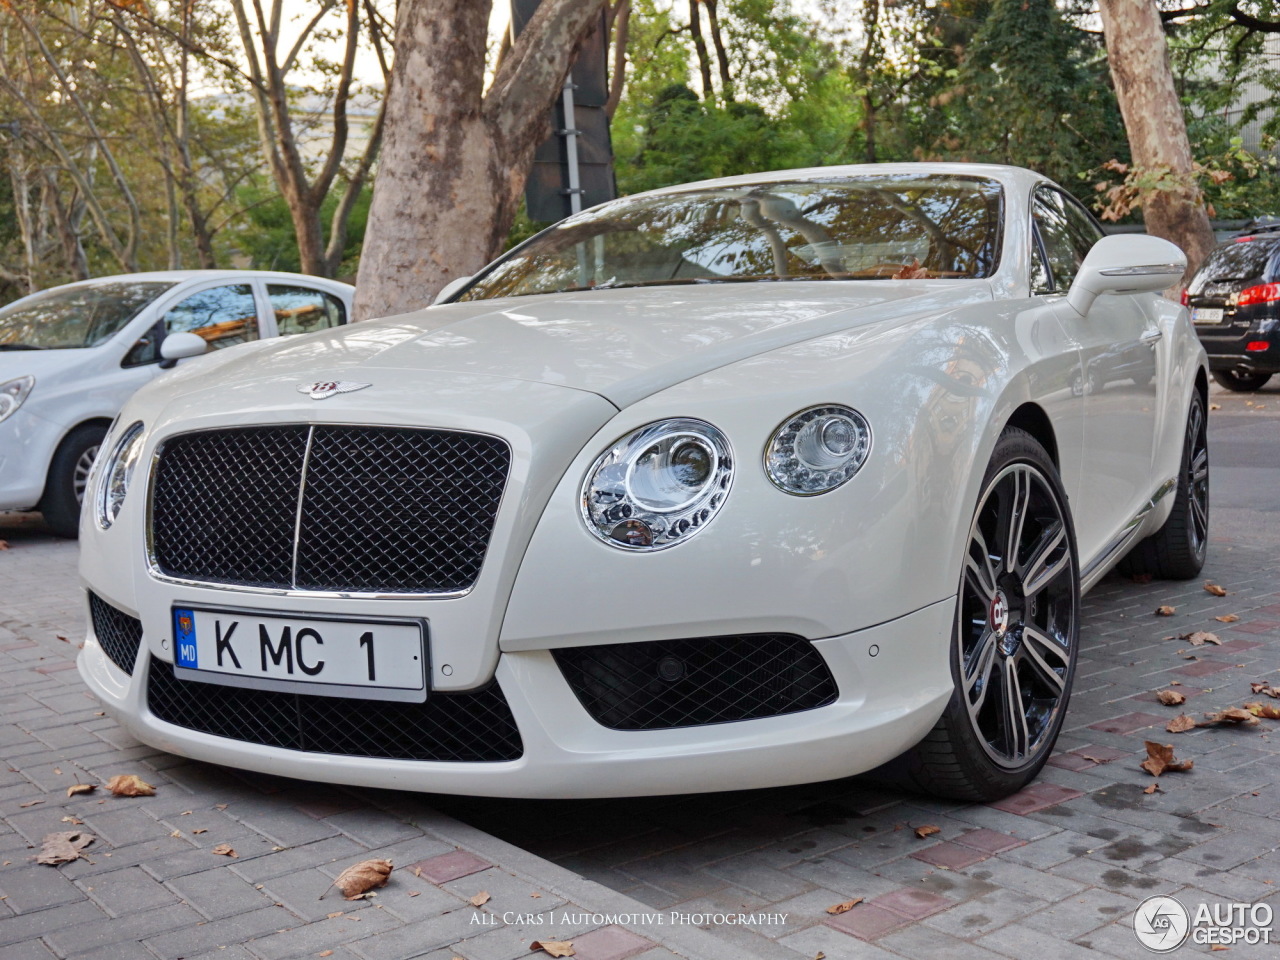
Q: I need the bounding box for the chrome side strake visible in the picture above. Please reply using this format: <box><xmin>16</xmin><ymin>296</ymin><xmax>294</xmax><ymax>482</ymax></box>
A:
<box><xmin>1080</xmin><ymin>476</ymin><xmax>1177</xmax><ymax>590</ymax></box>
<box><xmin>289</xmin><ymin>426</ymin><xmax>316</xmax><ymax>590</ymax></box>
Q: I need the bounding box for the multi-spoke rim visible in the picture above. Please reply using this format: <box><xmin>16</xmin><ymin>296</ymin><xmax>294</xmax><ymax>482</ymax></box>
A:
<box><xmin>1186</xmin><ymin>399</ymin><xmax>1209</xmax><ymax>553</ymax></box>
<box><xmin>73</xmin><ymin>444</ymin><xmax>99</xmax><ymax>505</ymax></box>
<box><xmin>958</xmin><ymin>462</ymin><xmax>1078</xmax><ymax>769</ymax></box>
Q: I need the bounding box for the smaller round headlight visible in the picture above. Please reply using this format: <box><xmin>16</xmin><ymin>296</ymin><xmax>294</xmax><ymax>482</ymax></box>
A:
<box><xmin>765</xmin><ymin>405</ymin><xmax>871</xmax><ymax>495</ymax></box>
<box><xmin>96</xmin><ymin>422</ymin><xmax>145</xmax><ymax>529</ymax></box>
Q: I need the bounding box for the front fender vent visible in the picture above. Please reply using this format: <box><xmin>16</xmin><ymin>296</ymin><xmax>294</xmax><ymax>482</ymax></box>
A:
<box><xmin>553</xmin><ymin>633</ymin><xmax>838</xmax><ymax>730</ymax></box>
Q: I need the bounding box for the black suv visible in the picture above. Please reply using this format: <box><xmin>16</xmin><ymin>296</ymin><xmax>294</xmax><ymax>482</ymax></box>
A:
<box><xmin>1185</xmin><ymin>225</ymin><xmax>1280</xmax><ymax>391</ymax></box>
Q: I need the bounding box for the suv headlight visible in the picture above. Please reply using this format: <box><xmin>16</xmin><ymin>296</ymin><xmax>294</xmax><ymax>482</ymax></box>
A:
<box><xmin>96</xmin><ymin>422</ymin><xmax>145</xmax><ymax>529</ymax></box>
<box><xmin>581</xmin><ymin>418</ymin><xmax>733</xmax><ymax>550</ymax></box>
<box><xmin>765</xmin><ymin>404</ymin><xmax>871</xmax><ymax>495</ymax></box>
<box><xmin>0</xmin><ymin>376</ymin><xmax>35</xmax><ymax>424</ymax></box>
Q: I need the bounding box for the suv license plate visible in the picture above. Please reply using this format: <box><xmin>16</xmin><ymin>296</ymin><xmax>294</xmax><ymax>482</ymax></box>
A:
<box><xmin>171</xmin><ymin>606</ymin><xmax>427</xmax><ymax>702</ymax></box>
<box><xmin>1192</xmin><ymin>307</ymin><xmax>1224</xmax><ymax>324</ymax></box>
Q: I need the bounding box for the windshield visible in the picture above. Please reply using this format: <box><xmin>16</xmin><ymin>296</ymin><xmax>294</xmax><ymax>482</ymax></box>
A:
<box><xmin>1188</xmin><ymin>240</ymin><xmax>1275</xmax><ymax>294</ymax></box>
<box><xmin>460</xmin><ymin>175</ymin><xmax>1004</xmax><ymax>302</ymax></box>
<box><xmin>0</xmin><ymin>281</ymin><xmax>174</xmax><ymax>350</ymax></box>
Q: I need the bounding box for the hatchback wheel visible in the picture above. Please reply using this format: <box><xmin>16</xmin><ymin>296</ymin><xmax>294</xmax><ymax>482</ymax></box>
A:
<box><xmin>39</xmin><ymin>424</ymin><xmax>107</xmax><ymax>539</ymax></box>
<box><xmin>893</xmin><ymin>427</ymin><xmax>1080</xmax><ymax>800</ymax></box>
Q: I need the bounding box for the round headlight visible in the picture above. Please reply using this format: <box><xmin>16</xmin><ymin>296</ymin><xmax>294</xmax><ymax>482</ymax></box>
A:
<box><xmin>582</xmin><ymin>418</ymin><xmax>733</xmax><ymax>550</ymax></box>
<box><xmin>765</xmin><ymin>405</ymin><xmax>871</xmax><ymax>495</ymax></box>
<box><xmin>96</xmin><ymin>422</ymin><xmax>145</xmax><ymax>529</ymax></box>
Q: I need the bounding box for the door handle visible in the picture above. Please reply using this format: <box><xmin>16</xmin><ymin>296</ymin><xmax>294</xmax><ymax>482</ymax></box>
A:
<box><xmin>1140</xmin><ymin>329</ymin><xmax>1163</xmax><ymax>344</ymax></box>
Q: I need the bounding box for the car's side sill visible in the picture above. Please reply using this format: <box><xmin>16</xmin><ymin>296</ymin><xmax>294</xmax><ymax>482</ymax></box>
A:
<box><xmin>1080</xmin><ymin>476</ymin><xmax>1177</xmax><ymax>593</ymax></box>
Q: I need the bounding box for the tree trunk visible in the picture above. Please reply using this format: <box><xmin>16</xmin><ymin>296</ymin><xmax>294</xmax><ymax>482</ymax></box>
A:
<box><xmin>857</xmin><ymin>0</ymin><xmax>880</xmax><ymax>164</ymax></box>
<box><xmin>605</xmin><ymin>0</ymin><xmax>630</xmax><ymax>118</ymax></box>
<box><xmin>688</xmin><ymin>0</ymin><xmax>714</xmax><ymax>99</ymax></box>
<box><xmin>704</xmin><ymin>0</ymin><xmax>732</xmax><ymax>98</ymax></box>
<box><xmin>354</xmin><ymin>0</ymin><xmax>608</xmax><ymax>321</ymax></box>
<box><xmin>1097</xmin><ymin>0</ymin><xmax>1216</xmax><ymax>279</ymax></box>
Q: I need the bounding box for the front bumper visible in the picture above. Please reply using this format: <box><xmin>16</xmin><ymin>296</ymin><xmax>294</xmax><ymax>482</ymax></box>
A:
<box><xmin>78</xmin><ymin>596</ymin><xmax>955</xmax><ymax>799</ymax></box>
<box><xmin>0</xmin><ymin>407</ymin><xmax>63</xmax><ymax>511</ymax></box>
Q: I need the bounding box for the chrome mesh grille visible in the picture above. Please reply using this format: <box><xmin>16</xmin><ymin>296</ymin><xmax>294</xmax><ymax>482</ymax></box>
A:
<box><xmin>88</xmin><ymin>592</ymin><xmax>143</xmax><ymax>675</ymax></box>
<box><xmin>150</xmin><ymin>425</ymin><xmax>510</xmax><ymax>593</ymax></box>
<box><xmin>145</xmin><ymin>657</ymin><xmax>523</xmax><ymax>762</ymax></box>
<box><xmin>553</xmin><ymin>634</ymin><xmax>839</xmax><ymax>730</ymax></box>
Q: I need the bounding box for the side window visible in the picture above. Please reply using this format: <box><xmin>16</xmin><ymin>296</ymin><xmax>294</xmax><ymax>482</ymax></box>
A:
<box><xmin>1030</xmin><ymin>226</ymin><xmax>1053</xmax><ymax>295</ymax></box>
<box><xmin>1033</xmin><ymin>188</ymin><xmax>1105</xmax><ymax>291</ymax></box>
<box><xmin>162</xmin><ymin>284</ymin><xmax>260</xmax><ymax>350</ymax></box>
<box><xmin>268</xmin><ymin>285</ymin><xmax>346</xmax><ymax>335</ymax></box>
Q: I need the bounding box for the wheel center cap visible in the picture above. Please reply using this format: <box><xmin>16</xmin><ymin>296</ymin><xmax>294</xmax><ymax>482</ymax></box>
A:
<box><xmin>989</xmin><ymin>589</ymin><xmax>1011</xmax><ymax>639</ymax></box>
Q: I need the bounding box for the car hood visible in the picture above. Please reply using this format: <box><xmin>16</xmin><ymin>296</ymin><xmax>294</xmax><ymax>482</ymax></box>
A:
<box><xmin>0</xmin><ymin>345</ymin><xmax>101</xmax><ymax>381</ymax></box>
<box><xmin>173</xmin><ymin>281</ymin><xmax>992</xmax><ymax>408</ymax></box>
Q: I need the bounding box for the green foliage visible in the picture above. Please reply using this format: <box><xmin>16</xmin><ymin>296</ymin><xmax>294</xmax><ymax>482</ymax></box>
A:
<box><xmin>237</xmin><ymin>182</ymin><xmax>373</xmax><ymax>280</ymax></box>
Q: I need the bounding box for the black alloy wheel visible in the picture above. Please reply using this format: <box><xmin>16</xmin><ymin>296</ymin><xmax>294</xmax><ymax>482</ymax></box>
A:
<box><xmin>957</xmin><ymin>461</ymin><xmax>1078</xmax><ymax>770</ymax></box>
<box><xmin>890</xmin><ymin>428</ymin><xmax>1080</xmax><ymax>800</ymax></box>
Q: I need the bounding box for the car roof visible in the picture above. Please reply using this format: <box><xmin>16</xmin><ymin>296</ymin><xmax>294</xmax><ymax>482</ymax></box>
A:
<box><xmin>630</xmin><ymin>162</ymin><xmax>1049</xmax><ymax>199</ymax></box>
<box><xmin>46</xmin><ymin>271</ymin><xmax>354</xmax><ymax>291</ymax></box>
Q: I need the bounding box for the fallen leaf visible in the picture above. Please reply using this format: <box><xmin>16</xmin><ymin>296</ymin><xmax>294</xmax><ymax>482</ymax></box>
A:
<box><xmin>326</xmin><ymin>911</ymin><xmax>344</xmax><ymax>919</ymax></box>
<box><xmin>1144</xmin><ymin>783</ymin><xmax>1161</xmax><ymax>794</ymax></box>
<box><xmin>408</xmin><ymin>891</ymin><xmax>420</xmax><ymax>897</ymax></box>
<box><xmin>1079</xmin><ymin>753</ymin><xmax>1115</xmax><ymax>764</ymax></box>
<box><xmin>826</xmin><ymin>897</ymin><xmax>864</xmax><ymax>914</ymax></box>
<box><xmin>1182</xmin><ymin>631</ymin><xmax>1221</xmax><ymax>646</ymax></box>
<box><xmin>53</xmin><ymin>767</ymin><xmax>61</xmax><ymax>775</ymax></box>
<box><xmin>891</xmin><ymin>258</ymin><xmax>930</xmax><ymax>280</ymax></box>
<box><xmin>36</xmin><ymin>831</ymin><xmax>94</xmax><ymax>865</ymax></box>
<box><xmin>470</xmin><ymin>890</ymin><xmax>491</xmax><ymax>907</ymax></box>
<box><xmin>180</xmin><ymin>810</ymin><xmax>192</xmax><ymax>816</ymax></box>
<box><xmin>530</xmin><ymin>941</ymin><xmax>575</xmax><ymax>958</ymax></box>
<box><xmin>1155</xmin><ymin>605</ymin><xmax>1176</xmax><ymax>616</ymax></box>
<box><xmin>1214</xmin><ymin>614</ymin><xmax>1240</xmax><ymax>623</ymax></box>
<box><xmin>214</xmin><ymin>803</ymin><xmax>228</xmax><ymax>810</ymax></box>
<box><xmin>67</xmin><ymin>784</ymin><xmax>95</xmax><ymax>798</ymax></box>
<box><xmin>18</xmin><ymin>800</ymin><xmax>43</xmax><ymax>808</ymax></box>
<box><xmin>106</xmin><ymin>774</ymin><xmax>155</xmax><ymax>797</ymax></box>
<box><xmin>319</xmin><ymin>952</ymin><xmax>333</xmax><ymax>958</ymax></box>
<box><xmin>1199</xmin><ymin>707</ymin><xmax>1259</xmax><ymax>727</ymax></box>
<box><xmin>0</xmin><ymin>540</ymin><xmax>9</xmax><ymax>549</ymax></box>
<box><xmin>1157</xmin><ymin>689</ymin><xmax>1186</xmax><ymax>705</ymax></box>
<box><xmin>211</xmin><ymin>843</ymin><xmax>238</xmax><ymax>858</ymax></box>
<box><xmin>1250</xmin><ymin>682</ymin><xmax>1280</xmax><ymax>698</ymax></box>
<box><xmin>1204</xmin><ymin>582</ymin><xmax>1228</xmax><ymax>597</ymax></box>
<box><xmin>1211</xmin><ymin>946</ymin><xmax>1229</xmax><ymax>952</ymax></box>
<box><xmin>60</xmin><ymin>816</ymin><xmax>84</xmax><ymax>825</ymax></box>
<box><xmin>814</xmin><ymin>954</ymin><xmax>826</xmax><ymax>960</ymax></box>
<box><xmin>1245</xmin><ymin>701</ymin><xmax>1280</xmax><ymax>720</ymax></box>
<box><xmin>1141</xmin><ymin>740</ymin><xmax>1194</xmax><ymax>776</ymax></box>
<box><xmin>329</xmin><ymin>859</ymin><xmax>392</xmax><ymax>900</ymax></box>
<box><xmin>1210</xmin><ymin>403</ymin><xmax>1221</xmax><ymax>410</ymax></box>
<box><xmin>169</xmin><ymin>830</ymin><xmax>181</xmax><ymax>838</ymax></box>
<box><xmin>1167</xmin><ymin>714</ymin><xmax>1196</xmax><ymax>733</ymax></box>
<box><xmin>914</xmin><ymin>825</ymin><xmax>941</xmax><ymax>839</ymax></box>
<box><xmin>530</xmin><ymin>892</ymin><xmax>541</xmax><ymax>898</ymax></box>
<box><xmin>192</xmin><ymin>828</ymin><xmax>207</xmax><ymax>835</ymax></box>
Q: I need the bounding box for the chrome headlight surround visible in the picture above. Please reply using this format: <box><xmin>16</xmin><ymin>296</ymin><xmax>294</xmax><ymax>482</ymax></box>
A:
<box><xmin>581</xmin><ymin>418</ymin><xmax>733</xmax><ymax>551</ymax></box>
<box><xmin>765</xmin><ymin>404</ymin><xmax>871</xmax><ymax>495</ymax></box>
<box><xmin>95</xmin><ymin>421</ymin><xmax>145</xmax><ymax>529</ymax></box>
<box><xmin>0</xmin><ymin>375</ymin><xmax>35</xmax><ymax>425</ymax></box>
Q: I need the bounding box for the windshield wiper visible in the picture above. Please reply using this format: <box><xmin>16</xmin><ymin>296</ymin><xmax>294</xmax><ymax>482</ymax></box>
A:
<box><xmin>0</xmin><ymin>343</ymin><xmax>46</xmax><ymax>351</ymax></box>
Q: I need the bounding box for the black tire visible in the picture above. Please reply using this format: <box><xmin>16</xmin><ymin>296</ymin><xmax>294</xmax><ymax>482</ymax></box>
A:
<box><xmin>1116</xmin><ymin>392</ymin><xmax>1209</xmax><ymax>581</ymax></box>
<box><xmin>1211</xmin><ymin>369</ymin><xmax>1271</xmax><ymax>392</ymax></box>
<box><xmin>889</xmin><ymin>427</ymin><xmax>1081</xmax><ymax>801</ymax></box>
<box><xmin>39</xmin><ymin>423</ymin><xmax>107</xmax><ymax>539</ymax></box>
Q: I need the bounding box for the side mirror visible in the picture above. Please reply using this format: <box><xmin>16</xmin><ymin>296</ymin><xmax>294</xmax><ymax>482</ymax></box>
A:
<box><xmin>432</xmin><ymin>275</ymin><xmax>473</xmax><ymax>305</ymax></box>
<box><xmin>1066</xmin><ymin>234</ymin><xmax>1187</xmax><ymax>316</ymax></box>
<box><xmin>158</xmin><ymin>331</ymin><xmax>208</xmax><ymax>368</ymax></box>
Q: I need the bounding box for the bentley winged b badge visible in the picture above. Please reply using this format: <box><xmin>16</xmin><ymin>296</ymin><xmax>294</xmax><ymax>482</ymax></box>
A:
<box><xmin>297</xmin><ymin>380</ymin><xmax>372</xmax><ymax>400</ymax></box>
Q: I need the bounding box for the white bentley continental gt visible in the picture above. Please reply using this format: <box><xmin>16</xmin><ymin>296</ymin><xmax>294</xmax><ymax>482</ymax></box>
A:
<box><xmin>76</xmin><ymin>164</ymin><xmax>1210</xmax><ymax>801</ymax></box>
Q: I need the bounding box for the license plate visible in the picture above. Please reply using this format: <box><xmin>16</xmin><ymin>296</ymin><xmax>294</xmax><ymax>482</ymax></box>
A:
<box><xmin>1192</xmin><ymin>307</ymin><xmax>1224</xmax><ymax>324</ymax></box>
<box><xmin>171</xmin><ymin>606</ymin><xmax>427</xmax><ymax>702</ymax></box>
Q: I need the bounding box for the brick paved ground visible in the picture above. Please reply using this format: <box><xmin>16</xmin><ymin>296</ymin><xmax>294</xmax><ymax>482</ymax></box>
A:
<box><xmin>2</xmin><ymin>383</ymin><xmax>1279</xmax><ymax>960</ymax></box>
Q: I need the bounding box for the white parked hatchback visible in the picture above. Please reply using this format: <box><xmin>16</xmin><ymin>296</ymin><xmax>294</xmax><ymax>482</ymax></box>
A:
<box><xmin>0</xmin><ymin>271</ymin><xmax>353</xmax><ymax>536</ymax></box>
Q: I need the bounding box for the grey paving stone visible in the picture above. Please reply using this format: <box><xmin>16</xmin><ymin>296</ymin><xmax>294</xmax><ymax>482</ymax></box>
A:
<box><xmin>977</xmin><ymin>922</ymin><xmax>1113</xmax><ymax>960</ymax></box>
<box><xmin>167</xmin><ymin>865</ymin><xmax>279</xmax><ymax>920</ymax></box>
<box><xmin>961</xmin><ymin>858</ymin><xmax>1089</xmax><ymax>902</ymax></box>
<box><xmin>142</xmin><ymin>904</ymin><xmax>296</xmax><ymax>958</ymax></box>
<box><xmin>348</xmin><ymin>908</ymin><xmax>522</xmax><ymax>960</ymax></box>
<box><xmin>241</xmin><ymin>904</ymin><xmax>404</xmax><ymax>960</ymax></box>
<box><xmin>880</xmin><ymin>923</ymin><xmax>1015</xmax><ymax>960</ymax></box>
<box><xmin>919</xmin><ymin>885</ymin><xmax>1045</xmax><ymax>938</ymax></box>
<box><xmin>0</xmin><ymin>939</ymin><xmax>57</xmax><ymax>959</ymax></box>
<box><xmin>230</xmin><ymin>835</ymin><xmax>368</xmax><ymax>883</ymax></box>
<box><xmin>46</xmin><ymin>901</ymin><xmax>204</xmax><ymax>956</ymax></box>
<box><xmin>80</xmin><ymin>864</ymin><xmax>180</xmax><ymax>916</ymax></box>
<box><xmin>1018</xmin><ymin>887</ymin><xmax>1138</xmax><ymax>939</ymax></box>
<box><xmin>0</xmin><ymin>862</ymin><xmax>88</xmax><ymax>913</ymax></box>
